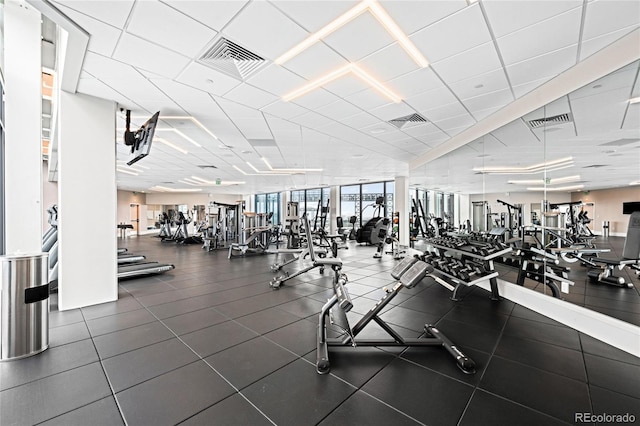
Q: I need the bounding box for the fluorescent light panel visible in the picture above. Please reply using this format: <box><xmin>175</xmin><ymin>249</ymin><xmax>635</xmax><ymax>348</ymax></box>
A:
<box><xmin>526</xmin><ymin>184</ymin><xmax>584</xmax><ymax>192</ymax></box>
<box><xmin>261</xmin><ymin>157</ymin><xmax>323</xmax><ymax>172</ymax></box>
<box><xmin>133</xmin><ymin>115</ymin><xmax>219</xmax><ymax>141</ymax></box>
<box><xmin>508</xmin><ymin>175</ymin><xmax>581</xmax><ymax>185</ymax></box>
<box><xmin>150</xmin><ymin>185</ymin><xmax>202</xmax><ymax>192</ymax></box>
<box><xmin>282</xmin><ymin>63</ymin><xmax>401</xmax><ymax>103</ymax></box>
<box><xmin>116</xmin><ymin>168</ymin><xmax>138</xmax><ymax>176</ymax></box>
<box><xmin>233</xmin><ymin>165</ymin><xmax>296</xmax><ymax>176</ymax></box>
<box><xmin>474</xmin><ymin>157</ymin><xmax>574</xmax><ymax>175</ymax></box>
<box><xmin>275</xmin><ymin>0</ymin><xmax>428</xmax><ymax>68</ymax></box>
<box><xmin>155</xmin><ymin>128</ymin><xmax>201</xmax><ymax>148</ymax></box>
<box><xmin>629</xmin><ymin>97</ymin><xmax>640</xmax><ymax>104</ymax></box>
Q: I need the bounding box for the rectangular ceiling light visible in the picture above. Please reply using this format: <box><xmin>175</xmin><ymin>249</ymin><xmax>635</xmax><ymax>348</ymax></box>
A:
<box><xmin>116</xmin><ymin>168</ymin><xmax>139</xmax><ymax>176</ymax></box>
<box><xmin>526</xmin><ymin>184</ymin><xmax>584</xmax><ymax>192</ymax></box>
<box><xmin>155</xmin><ymin>137</ymin><xmax>188</xmax><ymax>155</ymax></box>
<box><xmin>474</xmin><ymin>157</ymin><xmax>574</xmax><ymax>175</ymax></box>
<box><xmin>629</xmin><ymin>97</ymin><xmax>640</xmax><ymax>104</ymax></box>
<box><xmin>275</xmin><ymin>0</ymin><xmax>428</xmax><ymax>68</ymax></box>
<box><xmin>508</xmin><ymin>175</ymin><xmax>581</xmax><ymax>185</ymax></box>
<box><xmin>261</xmin><ymin>157</ymin><xmax>323</xmax><ymax>172</ymax></box>
<box><xmin>282</xmin><ymin>63</ymin><xmax>401</xmax><ymax>103</ymax></box>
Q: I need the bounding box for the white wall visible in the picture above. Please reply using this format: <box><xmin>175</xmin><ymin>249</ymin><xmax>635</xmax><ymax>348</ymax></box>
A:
<box><xmin>395</xmin><ymin>177</ymin><xmax>410</xmax><ymax>246</ymax></box>
<box><xmin>572</xmin><ymin>187</ymin><xmax>640</xmax><ymax>236</ymax></box>
<box><xmin>58</xmin><ymin>92</ymin><xmax>117</xmax><ymax>310</ymax></box>
<box><xmin>42</xmin><ymin>162</ymin><xmax>58</xmax><ymax>233</ymax></box>
<box><xmin>4</xmin><ymin>1</ymin><xmax>42</xmax><ymax>253</ymax></box>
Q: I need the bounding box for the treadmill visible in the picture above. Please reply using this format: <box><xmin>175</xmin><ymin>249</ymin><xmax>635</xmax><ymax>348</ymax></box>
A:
<box><xmin>117</xmin><ymin>261</ymin><xmax>175</xmax><ymax>279</ymax></box>
<box><xmin>117</xmin><ymin>253</ymin><xmax>146</xmax><ymax>264</ymax></box>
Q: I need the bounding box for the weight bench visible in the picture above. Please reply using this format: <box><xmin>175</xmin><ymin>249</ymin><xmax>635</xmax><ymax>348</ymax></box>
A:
<box><xmin>316</xmin><ymin>256</ymin><xmax>475</xmax><ymax>375</ymax></box>
<box><xmin>587</xmin><ymin>211</ymin><xmax>640</xmax><ymax>288</ymax></box>
<box><xmin>270</xmin><ymin>213</ymin><xmax>336</xmax><ymax>289</ymax></box>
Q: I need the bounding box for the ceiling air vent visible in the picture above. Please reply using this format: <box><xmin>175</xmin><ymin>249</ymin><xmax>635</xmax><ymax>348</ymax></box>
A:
<box><xmin>599</xmin><ymin>138</ymin><xmax>640</xmax><ymax>147</ymax></box>
<box><xmin>527</xmin><ymin>113</ymin><xmax>573</xmax><ymax>129</ymax></box>
<box><xmin>197</xmin><ymin>165</ymin><xmax>217</xmax><ymax>169</ymax></box>
<box><xmin>199</xmin><ymin>37</ymin><xmax>267</xmax><ymax>81</ymax></box>
<box><xmin>583</xmin><ymin>164</ymin><xmax>608</xmax><ymax>168</ymax></box>
<box><xmin>388</xmin><ymin>113</ymin><xmax>428</xmax><ymax>129</ymax></box>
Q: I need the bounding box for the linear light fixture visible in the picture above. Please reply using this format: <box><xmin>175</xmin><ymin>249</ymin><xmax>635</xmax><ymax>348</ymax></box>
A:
<box><xmin>282</xmin><ymin>63</ymin><xmax>401</xmax><ymax>103</ymax></box>
<box><xmin>508</xmin><ymin>175</ymin><xmax>581</xmax><ymax>185</ymax></box>
<box><xmin>134</xmin><ymin>115</ymin><xmax>219</xmax><ymax>141</ymax></box>
<box><xmin>526</xmin><ymin>184</ymin><xmax>585</xmax><ymax>192</ymax></box>
<box><xmin>178</xmin><ymin>180</ymin><xmax>200</xmax><ymax>186</ymax></box>
<box><xmin>629</xmin><ymin>97</ymin><xmax>640</xmax><ymax>104</ymax></box>
<box><xmin>275</xmin><ymin>0</ymin><xmax>428</xmax><ymax>68</ymax></box>
<box><xmin>261</xmin><ymin>157</ymin><xmax>323</xmax><ymax>172</ymax></box>
<box><xmin>473</xmin><ymin>157</ymin><xmax>574</xmax><ymax>175</ymax></box>
<box><xmin>186</xmin><ymin>176</ymin><xmax>245</xmax><ymax>186</ymax></box>
<box><xmin>117</xmin><ymin>160</ymin><xmax>146</xmax><ymax>173</ymax></box>
<box><xmin>150</xmin><ymin>185</ymin><xmax>202</xmax><ymax>193</ymax></box>
<box><xmin>155</xmin><ymin>128</ymin><xmax>201</xmax><ymax>148</ymax></box>
<box><xmin>630</xmin><ymin>180</ymin><xmax>640</xmax><ymax>185</ymax></box>
<box><xmin>154</xmin><ymin>137</ymin><xmax>189</xmax><ymax>155</ymax></box>
<box><xmin>116</xmin><ymin>168</ymin><xmax>138</xmax><ymax>176</ymax></box>
<box><xmin>233</xmin><ymin>165</ymin><xmax>295</xmax><ymax>176</ymax></box>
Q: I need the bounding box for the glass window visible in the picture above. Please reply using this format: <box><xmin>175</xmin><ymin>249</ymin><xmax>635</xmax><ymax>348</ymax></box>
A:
<box><xmin>340</xmin><ymin>185</ymin><xmax>360</xmax><ymax>227</ymax></box>
<box><xmin>266</xmin><ymin>192</ymin><xmax>280</xmax><ymax>225</ymax></box>
<box><xmin>255</xmin><ymin>194</ymin><xmax>266</xmax><ymax>214</ymax></box>
<box><xmin>322</xmin><ymin>187</ymin><xmax>331</xmax><ymax>230</ymax></box>
<box><xmin>361</xmin><ymin>182</ymin><xmax>384</xmax><ymax>225</ymax></box>
<box><xmin>435</xmin><ymin>192</ymin><xmax>444</xmax><ymax>219</ymax></box>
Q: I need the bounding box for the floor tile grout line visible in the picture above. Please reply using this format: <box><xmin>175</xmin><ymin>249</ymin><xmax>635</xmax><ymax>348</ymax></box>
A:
<box><xmin>128</xmin><ymin>288</ymin><xmax>280</xmax><ymax>426</ymax></box>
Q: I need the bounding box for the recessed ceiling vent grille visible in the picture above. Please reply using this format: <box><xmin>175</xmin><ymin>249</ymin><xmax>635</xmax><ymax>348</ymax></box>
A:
<box><xmin>388</xmin><ymin>113</ymin><xmax>428</xmax><ymax>129</ymax></box>
<box><xmin>527</xmin><ymin>113</ymin><xmax>573</xmax><ymax>129</ymax></box>
<box><xmin>199</xmin><ymin>37</ymin><xmax>267</xmax><ymax>81</ymax></box>
<box><xmin>197</xmin><ymin>165</ymin><xmax>217</xmax><ymax>169</ymax></box>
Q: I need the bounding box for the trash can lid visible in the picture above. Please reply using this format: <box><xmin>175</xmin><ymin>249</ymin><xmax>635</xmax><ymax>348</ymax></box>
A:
<box><xmin>0</xmin><ymin>253</ymin><xmax>48</xmax><ymax>261</ymax></box>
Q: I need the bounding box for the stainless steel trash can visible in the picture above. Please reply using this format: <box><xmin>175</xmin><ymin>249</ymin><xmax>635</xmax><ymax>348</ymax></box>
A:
<box><xmin>0</xmin><ymin>253</ymin><xmax>49</xmax><ymax>361</ymax></box>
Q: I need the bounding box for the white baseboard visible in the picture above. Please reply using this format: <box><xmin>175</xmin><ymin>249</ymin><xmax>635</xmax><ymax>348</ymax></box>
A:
<box><xmin>474</xmin><ymin>279</ymin><xmax>640</xmax><ymax>358</ymax></box>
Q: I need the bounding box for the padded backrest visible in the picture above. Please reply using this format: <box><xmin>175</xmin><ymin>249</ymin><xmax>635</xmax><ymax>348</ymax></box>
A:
<box><xmin>622</xmin><ymin>211</ymin><xmax>640</xmax><ymax>259</ymax></box>
<box><xmin>400</xmin><ymin>261</ymin><xmax>431</xmax><ymax>289</ymax></box>
<box><xmin>391</xmin><ymin>256</ymin><xmax>418</xmax><ymax>280</ymax></box>
<box><xmin>302</xmin><ymin>213</ymin><xmax>316</xmax><ymax>261</ymax></box>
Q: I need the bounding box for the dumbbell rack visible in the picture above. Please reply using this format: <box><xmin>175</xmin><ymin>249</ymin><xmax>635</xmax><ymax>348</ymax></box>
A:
<box><xmin>424</xmin><ymin>238</ymin><xmax>512</xmax><ymax>301</ymax></box>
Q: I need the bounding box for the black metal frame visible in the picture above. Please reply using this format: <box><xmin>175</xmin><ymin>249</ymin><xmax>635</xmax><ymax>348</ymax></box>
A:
<box><xmin>316</xmin><ymin>259</ymin><xmax>476</xmax><ymax>375</ymax></box>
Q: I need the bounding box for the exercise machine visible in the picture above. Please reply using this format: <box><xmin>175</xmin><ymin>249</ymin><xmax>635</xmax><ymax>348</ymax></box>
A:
<box><xmin>496</xmin><ymin>199</ymin><xmax>523</xmax><ymax>240</ymax></box>
<box><xmin>316</xmin><ymin>256</ymin><xmax>475</xmax><ymax>375</ymax></box>
<box><xmin>587</xmin><ymin>211</ymin><xmax>640</xmax><ymax>288</ymax></box>
<box><xmin>355</xmin><ymin>196</ymin><xmax>391</xmax><ymax>258</ymax></box>
<box><xmin>156</xmin><ymin>212</ymin><xmax>172</xmax><ymax>240</ymax></box>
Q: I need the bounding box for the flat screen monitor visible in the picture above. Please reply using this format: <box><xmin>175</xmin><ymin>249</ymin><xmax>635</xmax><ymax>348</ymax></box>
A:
<box><xmin>623</xmin><ymin>201</ymin><xmax>640</xmax><ymax>214</ymax></box>
<box><xmin>127</xmin><ymin>111</ymin><xmax>159</xmax><ymax>166</ymax></box>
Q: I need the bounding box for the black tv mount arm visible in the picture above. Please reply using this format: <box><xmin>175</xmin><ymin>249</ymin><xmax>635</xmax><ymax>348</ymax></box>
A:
<box><xmin>123</xmin><ymin>109</ymin><xmax>136</xmax><ymax>147</ymax></box>
<box><xmin>497</xmin><ymin>199</ymin><xmax>521</xmax><ymax>211</ymax></box>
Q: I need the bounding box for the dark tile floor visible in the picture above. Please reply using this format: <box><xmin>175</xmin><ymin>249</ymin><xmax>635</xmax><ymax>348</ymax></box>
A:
<box><xmin>1</xmin><ymin>236</ymin><xmax>639</xmax><ymax>425</ymax></box>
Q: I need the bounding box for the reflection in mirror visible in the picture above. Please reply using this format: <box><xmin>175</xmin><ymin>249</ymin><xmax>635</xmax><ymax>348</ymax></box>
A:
<box><xmin>412</xmin><ymin>61</ymin><xmax>639</xmax><ymax>328</ymax></box>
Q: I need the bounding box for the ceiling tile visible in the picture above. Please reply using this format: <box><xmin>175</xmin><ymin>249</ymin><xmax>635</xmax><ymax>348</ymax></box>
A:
<box><xmin>323</xmin><ymin>11</ymin><xmax>396</xmax><ymax>62</ymax></box>
<box><xmin>291</xmin><ymin>89</ymin><xmax>340</xmax><ymax>110</ymax></box>
<box><xmin>270</xmin><ymin>0</ymin><xmax>359</xmax><ymax>33</ymax></box>
<box><xmin>113</xmin><ymin>33</ymin><xmax>191</xmax><ymax>79</ymax></box>
<box><xmin>422</xmin><ymin>101</ymin><xmax>469</xmax><ymax>122</ymax></box>
<box><xmin>223</xmin><ymin>1</ymin><xmax>308</xmax><ymax>60</ymax></box>
<box><xmin>380</xmin><ymin>0</ymin><xmax>467</xmax><ymax>34</ymax></box>
<box><xmin>127</xmin><ymin>1</ymin><xmax>216</xmax><ymax>57</ymax></box>
<box><xmin>410</xmin><ymin>4</ymin><xmax>491</xmax><ymax>63</ymax></box>
<box><xmin>368</xmin><ymin>102</ymin><xmax>415</xmax><ymax>121</ymax></box>
<box><xmin>583</xmin><ymin>0</ymin><xmax>640</xmax><ymax>40</ymax></box>
<box><xmin>472</xmin><ymin>105</ymin><xmax>503</xmax><ymax>121</ymax></box>
<box><xmin>223</xmin><ymin>83</ymin><xmax>279</xmax><ymax>109</ymax></box>
<box><xmin>580</xmin><ymin>25</ymin><xmax>639</xmax><ymax>61</ymax></box>
<box><xmin>570</xmin><ymin>63</ymin><xmax>638</xmax><ymax>101</ymax></box>
<box><xmin>358</xmin><ymin>43</ymin><xmax>420</xmax><ymax>81</ymax></box>
<box><xmin>231</xmin><ymin>118</ymin><xmax>273</xmax><ymax>140</ymax></box>
<box><xmin>56</xmin><ymin>4</ymin><xmax>121</xmax><ymax>56</ymax></box>
<box><xmin>323</xmin><ymin>73</ymin><xmax>372</xmax><ymax>99</ymax></box>
<box><xmin>246</xmin><ymin>64</ymin><xmax>307</xmax><ymax>97</ymax></box>
<box><xmin>261</xmin><ymin>101</ymin><xmax>309</xmax><ymax>120</ymax></box>
<box><xmin>572</xmin><ymin>87</ymin><xmax>631</xmax><ymax>135</ymax></box>
<box><xmin>52</xmin><ymin>0</ymin><xmax>134</xmax><ymax>28</ymax></box>
<box><xmin>497</xmin><ymin>8</ymin><xmax>582</xmax><ymax>66</ymax></box>
<box><xmin>339</xmin><ymin>112</ymin><xmax>381</xmax><ymax>129</ymax></box>
<box><xmin>483</xmin><ymin>0</ymin><xmax>582</xmax><ymax>38</ymax></box>
<box><xmin>512</xmin><ymin>76</ymin><xmax>555</xmax><ymax>98</ymax></box>
<box><xmin>315</xmin><ymin>100</ymin><xmax>363</xmax><ymax>122</ymax></box>
<box><xmin>405</xmin><ymin>86</ymin><xmax>459</xmax><ymax>112</ymax></box>
<box><xmin>176</xmin><ymin>62</ymin><xmax>241</xmax><ymax>96</ymax></box>
<box><xmin>387</xmin><ymin>68</ymin><xmax>443</xmax><ymax>99</ymax></box>
<box><xmin>506</xmin><ymin>44</ymin><xmax>578</xmax><ymax>88</ymax></box>
<box><xmin>449</xmin><ymin>68</ymin><xmax>510</xmax><ymax>100</ymax></box>
<box><xmin>463</xmin><ymin>88</ymin><xmax>514</xmax><ymax>114</ymax></box>
<box><xmin>164</xmin><ymin>1</ymin><xmax>249</xmax><ymax>32</ymax></box>
<box><xmin>344</xmin><ymin>88</ymin><xmax>393</xmax><ymax>110</ymax></box>
<box><xmin>490</xmin><ymin>118</ymin><xmax>540</xmax><ymax>147</ymax></box>
<box><xmin>432</xmin><ymin>42</ymin><xmax>501</xmax><ymax>84</ymax></box>
<box><xmin>282</xmin><ymin>43</ymin><xmax>349</xmax><ymax>80</ymax></box>
<box><xmin>77</xmin><ymin>76</ymin><xmax>134</xmax><ymax>109</ymax></box>
<box><xmin>433</xmin><ymin>113</ymin><xmax>475</xmax><ymax>132</ymax></box>
<box><xmin>291</xmin><ymin>111</ymin><xmax>334</xmax><ymax>129</ymax></box>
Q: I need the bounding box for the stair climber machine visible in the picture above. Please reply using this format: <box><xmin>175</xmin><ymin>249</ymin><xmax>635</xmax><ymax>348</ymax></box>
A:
<box><xmin>355</xmin><ymin>196</ymin><xmax>391</xmax><ymax>258</ymax></box>
<box><xmin>156</xmin><ymin>212</ymin><xmax>172</xmax><ymax>240</ymax></box>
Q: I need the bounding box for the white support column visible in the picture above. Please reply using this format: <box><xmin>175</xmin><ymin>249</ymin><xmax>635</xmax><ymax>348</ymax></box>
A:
<box><xmin>330</xmin><ymin>186</ymin><xmax>339</xmax><ymax>234</ymax></box>
<box><xmin>4</xmin><ymin>1</ymin><xmax>42</xmax><ymax>253</ymax></box>
<box><xmin>57</xmin><ymin>92</ymin><xmax>117</xmax><ymax>310</ymax></box>
<box><xmin>394</xmin><ymin>176</ymin><xmax>410</xmax><ymax>247</ymax></box>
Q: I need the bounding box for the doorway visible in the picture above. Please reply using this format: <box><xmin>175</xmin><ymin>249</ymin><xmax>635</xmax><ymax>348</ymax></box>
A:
<box><xmin>130</xmin><ymin>203</ymin><xmax>140</xmax><ymax>236</ymax></box>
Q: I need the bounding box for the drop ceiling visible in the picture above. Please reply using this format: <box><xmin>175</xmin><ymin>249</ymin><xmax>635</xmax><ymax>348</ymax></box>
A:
<box><xmin>40</xmin><ymin>0</ymin><xmax>640</xmax><ymax>195</ymax></box>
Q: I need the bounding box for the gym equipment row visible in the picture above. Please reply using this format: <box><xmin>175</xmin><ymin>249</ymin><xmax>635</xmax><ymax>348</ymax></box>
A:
<box><xmin>316</xmin><ymin>255</ymin><xmax>475</xmax><ymax>375</ymax></box>
<box><xmin>420</xmin><ymin>236</ymin><xmax>511</xmax><ymax>301</ymax></box>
